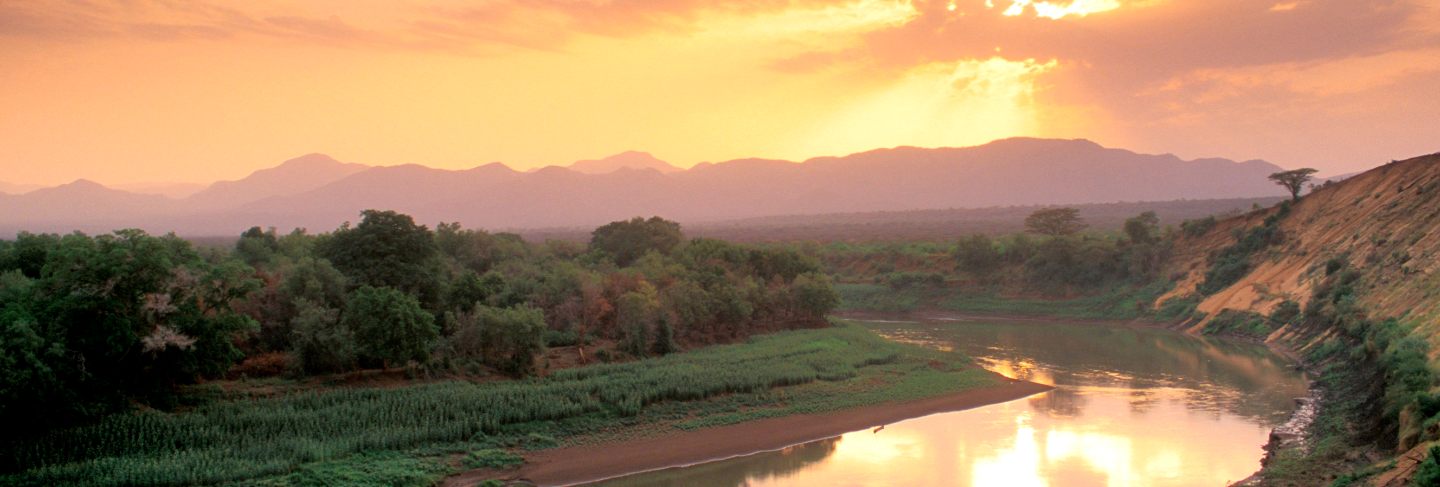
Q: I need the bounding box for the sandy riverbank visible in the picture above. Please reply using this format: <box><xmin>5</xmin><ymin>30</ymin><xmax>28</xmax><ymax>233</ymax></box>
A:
<box><xmin>444</xmin><ymin>379</ymin><xmax>1051</xmax><ymax>487</ymax></box>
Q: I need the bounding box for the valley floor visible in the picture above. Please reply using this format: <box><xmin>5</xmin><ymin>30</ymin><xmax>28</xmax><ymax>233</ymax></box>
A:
<box><xmin>445</xmin><ymin>380</ymin><xmax>1049</xmax><ymax>486</ymax></box>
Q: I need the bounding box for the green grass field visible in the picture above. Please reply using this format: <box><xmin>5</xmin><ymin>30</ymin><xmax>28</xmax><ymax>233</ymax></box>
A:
<box><xmin>2</xmin><ymin>322</ymin><xmax>996</xmax><ymax>487</ymax></box>
<box><xmin>836</xmin><ymin>282</ymin><xmax>1172</xmax><ymax>321</ymax></box>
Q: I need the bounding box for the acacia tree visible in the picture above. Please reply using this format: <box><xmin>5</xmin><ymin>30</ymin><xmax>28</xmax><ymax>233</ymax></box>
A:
<box><xmin>1024</xmin><ymin>207</ymin><xmax>1087</xmax><ymax>237</ymax></box>
<box><xmin>1269</xmin><ymin>168</ymin><xmax>1318</xmax><ymax>200</ymax></box>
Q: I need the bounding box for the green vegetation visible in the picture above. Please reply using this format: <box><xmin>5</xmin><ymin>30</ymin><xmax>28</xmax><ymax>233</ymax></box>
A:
<box><xmin>0</xmin><ymin>212</ymin><xmax>840</xmax><ymax>433</ymax></box>
<box><xmin>1201</xmin><ymin>310</ymin><xmax>1272</xmax><ymax>340</ymax></box>
<box><xmin>1180</xmin><ymin>215</ymin><xmax>1217</xmax><ymax>238</ymax></box>
<box><xmin>936</xmin><ymin>283</ymin><xmax>1171</xmax><ymax>321</ymax></box>
<box><xmin>0</xmin><ymin>322</ymin><xmax>993</xmax><ymax>486</ymax></box>
<box><xmin>1259</xmin><ymin>258</ymin><xmax>1440</xmax><ymax>484</ymax></box>
<box><xmin>829</xmin><ymin>208</ymin><xmax>1174</xmax><ymax>321</ymax></box>
<box><xmin>1198</xmin><ymin>201</ymin><xmax>1289</xmax><ymax>295</ymax></box>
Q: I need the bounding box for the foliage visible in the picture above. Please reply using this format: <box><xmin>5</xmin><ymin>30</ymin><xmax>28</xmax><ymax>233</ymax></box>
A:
<box><xmin>589</xmin><ymin>216</ymin><xmax>683</xmax><ymax>267</ymax></box>
<box><xmin>1198</xmin><ymin>201</ymin><xmax>1290</xmax><ymax>295</ymax></box>
<box><xmin>453</xmin><ymin>305</ymin><xmax>547</xmax><ymax>377</ymax></box>
<box><xmin>953</xmin><ymin>234</ymin><xmax>1000</xmax><ymax>277</ymax></box>
<box><xmin>1413</xmin><ymin>445</ymin><xmax>1440</xmax><ymax>487</ymax></box>
<box><xmin>318</xmin><ymin>210</ymin><xmax>440</xmax><ymax>300</ymax></box>
<box><xmin>289</xmin><ymin>300</ymin><xmax>355</xmax><ymax>375</ymax></box>
<box><xmin>1024</xmin><ymin>207</ymin><xmax>1087</xmax><ymax>236</ymax></box>
<box><xmin>0</xmin><ymin>324</ymin><xmax>979</xmax><ymax>486</ymax></box>
<box><xmin>881</xmin><ymin>271</ymin><xmax>945</xmax><ymax>290</ymax></box>
<box><xmin>1122</xmin><ymin>211</ymin><xmax>1159</xmax><ymax>245</ymax></box>
<box><xmin>0</xmin><ymin>230</ymin><xmax>258</xmax><ymax>429</ymax></box>
<box><xmin>1180</xmin><ymin>216</ymin><xmax>1217</xmax><ymax>238</ymax></box>
<box><xmin>461</xmin><ymin>449</ymin><xmax>523</xmax><ymax>470</ymax></box>
<box><xmin>651</xmin><ymin>317</ymin><xmax>677</xmax><ymax>356</ymax></box>
<box><xmin>1155</xmin><ymin>295</ymin><xmax>1200</xmax><ymax>323</ymax></box>
<box><xmin>1202</xmin><ymin>310</ymin><xmax>1271</xmax><ymax>339</ymax></box>
<box><xmin>343</xmin><ymin>286</ymin><xmax>438</xmax><ymax>368</ymax></box>
<box><xmin>1269</xmin><ymin>168</ymin><xmax>1318</xmax><ymax>200</ymax></box>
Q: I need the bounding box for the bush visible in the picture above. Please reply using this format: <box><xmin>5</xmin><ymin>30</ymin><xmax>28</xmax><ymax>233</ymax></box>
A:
<box><xmin>1270</xmin><ymin>300</ymin><xmax>1301</xmax><ymax>325</ymax></box>
<box><xmin>462</xmin><ymin>449</ymin><xmax>523</xmax><ymax>470</ymax></box>
<box><xmin>1156</xmin><ymin>296</ymin><xmax>1201</xmax><ymax>323</ymax></box>
<box><xmin>883</xmin><ymin>272</ymin><xmax>945</xmax><ymax>290</ymax></box>
<box><xmin>1180</xmin><ymin>216</ymin><xmax>1217</xmax><ymax>237</ymax></box>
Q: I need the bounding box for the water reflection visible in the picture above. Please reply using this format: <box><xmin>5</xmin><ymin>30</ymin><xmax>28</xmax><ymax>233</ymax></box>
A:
<box><xmin>593</xmin><ymin>316</ymin><xmax>1308</xmax><ymax>487</ymax></box>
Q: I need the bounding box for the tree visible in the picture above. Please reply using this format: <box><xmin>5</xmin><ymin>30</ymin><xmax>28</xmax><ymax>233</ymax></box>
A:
<box><xmin>1024</xmin><ymin>207</ymin><xmax>1087</xmax><ymax>237</ymax></box>
<box><xmin>1268</xmin><ymin>168</ymin><xmax>1318</xmax><ymax>201</ymax></box>
<box><xmin>290</xmin><ymin>300</ymin><xmax>355</xmax><ymax>375</ymax></box>
<box><xmin>235</xmin><ymin>227</ymin><xmax>280</xmax><ymax>267</ymax></box>
<box><xmin>651</xmin><ymin>315</ymin><xmax>677</xmax><ymax>356</ymax></box>
<box><xmin>319</xmin><ymin>210</ymin><xmax>439</xmax><ymax>298</ymax></box>
<box><xmin>954</xmin><ymin>234</ymin><xmax>1000</xmax><ymax>277</ymax></box>
<box><xmin>1122</xmin><ymin>211</ymin><xmax>1160</xmax><ymax>245</ymax></box>
<box><xmin>590</xmin><ymin>216</ymin><xmax>683</xmax><ymax>267</ymax></box>
<box><xmin>461</xmin><ymin>305</ymin><xmax>547</xmax><ymax>376</ymax></box>
<box><xmin>3</xmin><ymin>230</ymin><xmax>257</xmax><ymax>426</ymax></box>
<box><xmin>343</xmin><ymin>286</ymin><xmax>438</xmax><ymax>368</ymax></box>
<box><xmin>281</xmin><ymin>257</ymin><xmax>348</xmax><ymax>309</ymax></box>
<box><xmin>789</xmin><ymin>272</ymin><xmax>839</xmax><ymax>324</ymax></box>
<box><xmin>616</xmin><ymin>284</ymin><xmax>660</xmax><ymax>358</ymax></box>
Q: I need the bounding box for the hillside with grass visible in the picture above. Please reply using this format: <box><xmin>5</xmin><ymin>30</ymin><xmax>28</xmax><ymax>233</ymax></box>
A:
<box><xmin>1149</xmin><ymin>153</ymin><xmax>1440</xmax><ymax>485</ymax></box>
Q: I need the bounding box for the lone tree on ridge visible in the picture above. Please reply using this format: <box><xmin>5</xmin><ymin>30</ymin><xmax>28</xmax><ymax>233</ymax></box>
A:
<box><xmin>1269</xmin><ymin>168</ymin><xmax>1318</xmax><ymax>201</ymax></box>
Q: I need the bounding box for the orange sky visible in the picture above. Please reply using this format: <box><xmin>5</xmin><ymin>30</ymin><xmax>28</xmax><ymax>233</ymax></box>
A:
<box><xmin>2</xmin><ymin>0</ymin><xmax>1438</xmax><ymax>186</ymax></box>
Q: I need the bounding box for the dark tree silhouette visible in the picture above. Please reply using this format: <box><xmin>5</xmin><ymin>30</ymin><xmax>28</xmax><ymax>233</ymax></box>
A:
<box><xmin>1024</xmin><ymin>207</ymin><xmax>1087</xmax><ymax>237</ymax></box>
<box><xmin>589</xmin><ymin>216</ymin><xmax>683</xmax><ymax>267</ymax></box>
<box><xmin>1268</xmin><ymin>168</ymin><xmax>1318</xmax><ymax>201</ymax></box>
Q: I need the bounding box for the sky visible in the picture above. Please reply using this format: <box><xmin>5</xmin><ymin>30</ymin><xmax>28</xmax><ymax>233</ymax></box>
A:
<box><xmin>2</xmin><ymin>0</ymin><xmax>1438</xmax><ymax>186</ymax></box>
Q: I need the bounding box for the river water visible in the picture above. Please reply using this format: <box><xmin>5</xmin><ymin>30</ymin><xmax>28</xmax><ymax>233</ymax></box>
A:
<box><xmin>592</xmin><ymin>314</ymin><xmax>1309</xmax><ymax>487</ymax></box>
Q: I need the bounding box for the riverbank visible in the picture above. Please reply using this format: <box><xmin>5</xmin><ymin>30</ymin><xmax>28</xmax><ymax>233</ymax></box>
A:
<box><xmin>1</xmin><ymin>322</ymin><xmax>1022</xmax><ymax>486</ymax></box>
<box><xmin>445</xmin><ymin>380</ymin><xmax>1050</xmax><ymax>486</ymax></box>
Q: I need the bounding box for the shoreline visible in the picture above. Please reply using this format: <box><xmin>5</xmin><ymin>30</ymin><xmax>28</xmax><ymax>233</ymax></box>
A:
<box><xmin>444</xmin><ymin>379</ymin><xmax>1052</xmax><ymax>487</ymax></box>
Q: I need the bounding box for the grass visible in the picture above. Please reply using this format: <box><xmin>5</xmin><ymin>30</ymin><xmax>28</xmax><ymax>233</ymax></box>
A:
<box><xmin>1</xmin><ymin>322</ymin><xmax>994</xmax><ymax>486</ymax></box>
<box><xmin>837</xmin><ymin>280</ymin><xmax>1172</xmax><ymax>322</ymax></box>
<box><xmin>835</xmin><ymin>283</ymin><xmax>925</xmax><ymax>312</ymax></box>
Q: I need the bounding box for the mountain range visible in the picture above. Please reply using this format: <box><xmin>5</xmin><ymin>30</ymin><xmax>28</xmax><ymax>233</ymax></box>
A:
<box><xmin>0</xmin><ymin>138</ymin><xmax>1291</xmax><ymax>236</ymax></box>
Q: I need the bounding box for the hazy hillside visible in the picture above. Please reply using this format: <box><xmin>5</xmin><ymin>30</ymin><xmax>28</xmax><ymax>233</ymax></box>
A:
<box><xmin>566</xmin><ymin>151</ymin><xmax>680</xmax><ymax>174</ymax></box>
<box><xmin>0</xmin><ymin>179</ymin><xmax>174</xmax><ymax>229</ymax></box>
<box><xmin>186</xmin><ymin>153</ymin><xmax>371</xmax><ymax>210</ymax></box>
<box><xmin>0</xmin><ymin>181</ymin><xmax>41</xmax><ymax>195</ymax></box>
<box><xmin>522</xmin><ymin>197</ymin><xmax>1285</xmax><ymax>243</ymax></box>
<box><xmin>0</xmin><ymin>138</ymin><xmax>1290</xmax><ymax>236</ymax></box>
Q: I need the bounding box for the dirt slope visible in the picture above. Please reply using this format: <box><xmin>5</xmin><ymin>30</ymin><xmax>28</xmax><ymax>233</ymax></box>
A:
<box><xmin>1160</xmin><ymin>152</ymin><xmax>1440</xmax><ymax>352</ymax></box>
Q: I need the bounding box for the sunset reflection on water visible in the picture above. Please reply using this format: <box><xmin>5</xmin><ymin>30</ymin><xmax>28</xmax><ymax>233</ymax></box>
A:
<box><xmin>594</xmin><ymin>317</ymin><xmax>1307</xmax><ymax>487</ymax></box>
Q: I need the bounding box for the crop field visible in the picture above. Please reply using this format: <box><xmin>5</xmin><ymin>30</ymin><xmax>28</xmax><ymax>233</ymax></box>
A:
<box><xmin>1</xmin><ymin>322</ymin><xmax>994</xmax><ymax>487</ymax></box>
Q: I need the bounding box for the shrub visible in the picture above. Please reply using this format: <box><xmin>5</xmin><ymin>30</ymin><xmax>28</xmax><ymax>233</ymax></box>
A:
<box><xmin>1180</xmin><ymin>216</ymin><xmax>1217</xmax><ymax>237</ymax></box>
<box><xmin>462</xmin><ymin>449</ymin><xmax>523</xmax><ymax>470</ymax></box>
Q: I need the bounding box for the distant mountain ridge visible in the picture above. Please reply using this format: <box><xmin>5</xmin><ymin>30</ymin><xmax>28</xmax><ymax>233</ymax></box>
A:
<box><xmin>565</xmin><ymin>151</ymin><xmax>680</xmax><ymax>174</ymax></box>
<box><xmin>0</xmin><ymin>181</ymin><xmax>42</xmax><ymax>195</ymax></box>
<box><xmin>0</xmin><ymin>138</ymin><xmax>1292</xmax><ymax>236</ymax></box>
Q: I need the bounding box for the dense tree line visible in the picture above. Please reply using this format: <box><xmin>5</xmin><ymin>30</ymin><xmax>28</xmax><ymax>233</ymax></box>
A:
<box><xmin>0</xmin><ymin>212</ymin><xmax>837</xmax><ymax>429</ymax></box>
<box><xmin>950</xmin><ymin>209</ymin><xmax>1170</xmax><ymax>292</ymax></box>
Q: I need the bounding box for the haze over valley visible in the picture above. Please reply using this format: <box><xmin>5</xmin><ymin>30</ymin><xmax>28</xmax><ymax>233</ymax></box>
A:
<box><xmin>1</xmin><ymin>138</ymin><xmax>1293</xmax><ymax>236</ymax></box>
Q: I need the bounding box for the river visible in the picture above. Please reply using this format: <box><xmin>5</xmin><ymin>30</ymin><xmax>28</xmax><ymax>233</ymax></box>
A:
<box><xmin>590</xmin><ymin>314</ymin><xmax>1309</xmax><ymax>487</ymax></box>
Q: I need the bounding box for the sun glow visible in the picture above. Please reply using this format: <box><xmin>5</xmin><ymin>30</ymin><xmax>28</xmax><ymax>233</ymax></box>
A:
<box><xmin>996</xmin><ymin>0</ymin><xmax>1122</xmax><ymax>19</ymax></box>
